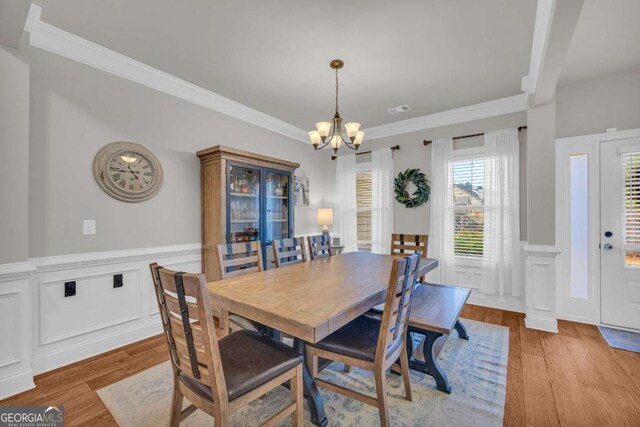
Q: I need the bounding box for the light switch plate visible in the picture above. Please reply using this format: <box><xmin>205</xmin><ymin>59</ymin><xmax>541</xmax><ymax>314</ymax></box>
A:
<box><xmin>83</xmin><ymin>219</ymin><xmax>96</xmax><ymax>235</ymax></box>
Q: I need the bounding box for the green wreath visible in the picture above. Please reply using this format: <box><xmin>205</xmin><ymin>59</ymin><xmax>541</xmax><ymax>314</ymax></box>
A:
<box><xmin>394</xmin><ymin>168</ymin><xmax>430</xmax><ymax>208</ymax></box>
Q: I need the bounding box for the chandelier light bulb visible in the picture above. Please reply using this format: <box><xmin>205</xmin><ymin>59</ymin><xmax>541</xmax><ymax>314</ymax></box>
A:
<box><xmin>315</xmin><ymin>122</ymin><xmax>331</xmax><ymax>140</ymax></box>
<box><xmin>344</xmin><ymin>123</ymin><xmax>361</xmax><ymax>141</ymax></box>
<box><xmin>354</xmin><ymin>131</ymin><xmax>365</xmax><ymax>147</ymax></box>
<box><xmin>308</xmin><ymin>131</ymin><xmax>321</xmax><ymax>147</ymax></box>
<box><xmin>330</xmin><ymin>135</ymin><xmax>341</xmax><ymax>152</ymax></box>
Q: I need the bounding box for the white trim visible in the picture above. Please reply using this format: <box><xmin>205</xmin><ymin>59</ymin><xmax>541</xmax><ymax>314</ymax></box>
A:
<box><xmin>0</xmin><ymin>262</ymin><xmax>36</xmax><ymax>282</ymax></box>
<box><xmin>31</xmin><ymin>319</ymin><xmax>163</xmax><ymax>375</ymax></box>
<box><xmin>522</xmin><ymin>244</ymin><xmax>560</xmax><ymax>255</ymax></box>
<box><xmin>521</xmin><ymin>0</ymin><xmax>556</xmax><ymax>95</ymax></box>
<box><xmin>24</xmin><ymin>4</ymin><xmax>308</xmax><ymax>143</ymax></box>
<box><xmin>0</xmin><ymin>369</ymin><xmax>35</xmax><ymax>401</ymax></box>
<box><xmin>556</xmin><ymin>128</ymin><xmax>640</xmax><ymax>145</ymax></box>
<box><xmin>524</xmin><ymin>315</ymin><xmax>558</xmax><ymax>333</ymax></box>
<box><xmin>364</xmin><ymin>94</ymin><xmax>526</xmax><ymax>141</ymax></box>
<box><xmin>30</xmin><ymin>243</ymin><xmax>200</xmax><ymax>272</ymax></box>
<box><xmin>467</xmin><ymin>292</ymin><xmax>525</xmax><ymax>313</ymax></box>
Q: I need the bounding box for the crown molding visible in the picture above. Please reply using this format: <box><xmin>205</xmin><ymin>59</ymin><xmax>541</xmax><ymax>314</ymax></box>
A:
<box><xmin>521</xmin><ymin>0</ymin><xmax>556</xmax><ymax>96</ymax></box>
<box><xmin>363</xmin><ymin>94</ymin><xmax>526</xmax><ymax>141</ymax></box>
<box><xmin>24</xmin><ymin>4</ymin><xmax>309</xmax><ymax>143</ymax></box>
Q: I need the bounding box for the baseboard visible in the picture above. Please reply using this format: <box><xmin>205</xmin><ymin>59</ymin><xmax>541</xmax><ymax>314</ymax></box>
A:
<box><xmin>31</xmin><ymin>319</ymin><xmax>164</xmax><ymax>375</ymax></box>
<box><xmin>524</xmin><ymin>315</ymin><xmax>558</xmax><ymax>333</ymax></box>
<box><xmin>0</xmin><ymin>368</ymin><xmax>35</xmax><ymax>400</ymax></box>
<box><xmin>467</xmin><ymin>292</ymin><xmax>525</xmax><ymax>313</ymax></box>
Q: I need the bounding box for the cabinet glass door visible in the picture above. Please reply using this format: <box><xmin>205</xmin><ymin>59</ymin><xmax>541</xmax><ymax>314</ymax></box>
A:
<box><xmin>228</xmin><ymin>164</ymin><xmax>260</xmax><ymax>243</ymax></box>
<box><xmin>265</xmin><ymin>171</ymin><xmax>291</xmax><ymax>244</ymax></box>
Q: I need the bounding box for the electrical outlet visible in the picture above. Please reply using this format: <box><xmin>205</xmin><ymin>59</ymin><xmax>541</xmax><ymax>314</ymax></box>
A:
<box><xmin>113</xmin><ymin>274</ymin><xmax>123</xmax><ymax>288</ymax></box>
<box><xmin>65</xmin><ymin>281</ymin><xmax>76</xmax><ymax>297</ymax></box>
<box><xmin>83</xmin><ymin>219</ymin><xmax>96</xmax><ymax>235</ymax></box>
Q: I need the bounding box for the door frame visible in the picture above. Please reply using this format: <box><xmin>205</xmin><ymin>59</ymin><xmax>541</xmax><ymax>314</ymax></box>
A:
<box><xmin>555</xmin><ymin>128</ymin><xmax>640</xmax><ymax>325</ymax></box>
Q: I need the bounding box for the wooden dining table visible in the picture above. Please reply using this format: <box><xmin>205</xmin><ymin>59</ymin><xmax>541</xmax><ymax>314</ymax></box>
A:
<box><xmin>208</xmin><ymin>251</ymin><xmax>439</xmax><ymax>427</ymax></box>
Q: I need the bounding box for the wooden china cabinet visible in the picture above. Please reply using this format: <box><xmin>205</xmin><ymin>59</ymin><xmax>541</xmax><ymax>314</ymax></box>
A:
<box><xmin>197</xmin><ymin>145</ymin><xmax>299</xmax><ymax>281</ymax></box>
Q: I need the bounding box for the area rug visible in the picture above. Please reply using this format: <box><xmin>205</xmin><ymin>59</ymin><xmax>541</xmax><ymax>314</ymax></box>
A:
<box><xmin>98</xmin><ymin>319</ymin><xmax>508</xmax><ymax>426</ymax></box>
<box><xmin>598</xmin><ymin>325</ymin><xmax>640</xmax><ymax>353</ymax></box>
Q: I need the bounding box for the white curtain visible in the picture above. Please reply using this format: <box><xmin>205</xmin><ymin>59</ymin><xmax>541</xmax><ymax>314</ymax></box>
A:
<box><xmin>428</xmin><ymin>138</ymin><xmax>454</xmax><ymax>284</ymax></box>
<box><xmin>371</xmin><ymin>148</ymin><xmax>394</xmax><ymax>254</ymax></box>
<box><xmin>482</xmin><ymin>128</ymin><xmax>520</xmax><ymax>296</ymax></box>
<box><xmin>334</xmin><ymin>154</ymin><xmax>358</xmax><ymax>253</ymax></box>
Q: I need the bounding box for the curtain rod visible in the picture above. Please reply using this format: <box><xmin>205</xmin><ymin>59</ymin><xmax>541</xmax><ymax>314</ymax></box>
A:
<box><xmin>331</xmin><ymin>144</ymin><xmax>400</xmax><ymax>160</ymax></box>
<box><xmin>422</xmin><ymin>125</ymin><xmax>527</xmax><ymax>146</ymax></box>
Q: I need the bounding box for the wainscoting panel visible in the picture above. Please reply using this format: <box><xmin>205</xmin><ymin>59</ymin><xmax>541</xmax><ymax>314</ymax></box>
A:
<box><xmin>0</xmin><ymin>262</ymin><xmax>36</xmax><ymax>399</ymax></box>
<box><xmin>29</xmin><ymin>243</ymin><xmax>201</xmax><ymax>376</ymax></box>
<box><xmin>524</xmin><ymin>244</ymin><xmax>560</xmax><ymax>332</ymax></box>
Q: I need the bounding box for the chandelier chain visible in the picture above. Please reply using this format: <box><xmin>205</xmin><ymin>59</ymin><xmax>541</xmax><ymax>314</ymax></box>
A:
<box><xmin>335</xmin><ymin>68</ymin><xmax>339</xmax><ymax>114</ymax></box>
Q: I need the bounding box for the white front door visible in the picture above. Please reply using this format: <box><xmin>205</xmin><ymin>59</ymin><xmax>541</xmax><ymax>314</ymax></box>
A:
<box><xmin>601</xmin><ymin>137</ymin><xmax>640</xmax><ymax>330</ymax></box>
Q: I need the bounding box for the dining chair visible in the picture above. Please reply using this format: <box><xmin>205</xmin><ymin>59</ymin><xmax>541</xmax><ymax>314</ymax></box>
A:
<box><xmin>216</xmin><ymin>242</ymin><xmax>268</xmax><ymax>335</ymax></box>
<box><xmin>272</xmin><ymin>237</ymin><xmax>308</xmax><ymax>268</ymax></box>
<box><xmin>391</xmin><ymin>233</ymin><xmax>428</xmax><ymax>258</ymax></box>
<box><xmin>307</xmin><ymin>234</ymin><xmax>333</xmax><ymax>260</ymax></box>
<box><xmin>149</xmin><ymin>263</ymin><xmax>304</xmax><ymax>427</ymax></box>
<box><xmin>306</xmin><ymin>253</ymin><xmax>420</xmax><ymax>427</ymax></box>
<box><xmin>391</xmin><ymin>233</ymin><xmax>428</xmax><ymax>283</ymax></box>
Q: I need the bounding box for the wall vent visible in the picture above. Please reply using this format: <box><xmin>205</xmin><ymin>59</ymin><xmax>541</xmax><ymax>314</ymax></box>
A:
<box><xmin>386</xmin><ymin>105</ymin><xmax>411</xmax><ymax>115</ymax></box>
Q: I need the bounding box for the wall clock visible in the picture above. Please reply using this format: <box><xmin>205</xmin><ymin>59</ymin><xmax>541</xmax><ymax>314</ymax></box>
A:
<box><xmin>93</xmin><ymin>141</ymin><xmax>163</xmax><ymax>203</ymax></box>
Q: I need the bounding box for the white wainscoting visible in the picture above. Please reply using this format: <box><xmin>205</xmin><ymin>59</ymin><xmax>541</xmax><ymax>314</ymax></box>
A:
<box><xmin>524</xmin><ymin>244</ymin><xmax>560</xmax><ymax>332</ymax></box>
<box><xmin>0</xmin><ymin>262</ymin><xmax>37</xmax><ymax>399</ymax></box>
<box><xmin>0</xmin><ymin>243</ymin><xmax>200</xmax><ymax>399</ymax></box>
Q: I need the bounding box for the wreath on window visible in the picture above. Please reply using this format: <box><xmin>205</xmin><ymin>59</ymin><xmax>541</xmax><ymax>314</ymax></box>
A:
<box><xmin>394</xmin><ymin>168</ymin><xmax>430</xmax><ymax>208</ymax></box>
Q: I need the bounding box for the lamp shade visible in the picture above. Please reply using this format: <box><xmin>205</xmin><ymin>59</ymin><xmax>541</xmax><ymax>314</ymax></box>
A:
<box><xmin>317</xmin><ymin>208</ymin><xmax>334</xmax><ymax>225</ymax></box>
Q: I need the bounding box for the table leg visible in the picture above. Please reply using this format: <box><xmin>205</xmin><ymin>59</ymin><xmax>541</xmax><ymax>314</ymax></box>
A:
<box><xmin>454</xmin><ymin>320</ymin><xmax>469</xmax><ymax>340</ymax></box>
<box><xmin>293</xmin><ymin>338</ymin><xmax>328</xmax><ymax>427</ymax></box>
<box><xmin>406</xmin><ymin>328</ymin><xmax>451</xmax><ymax>394</ymax></box>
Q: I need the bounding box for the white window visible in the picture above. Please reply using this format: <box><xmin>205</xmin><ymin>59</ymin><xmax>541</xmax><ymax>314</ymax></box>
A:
<box><xmin>452</xmin><ymin>153</ymin><xmax>485</xmax><ymax>258</ymax></box>
<box><xmin>356</xmin><ymin>163</ymin><xmax>372</xmax><ymax>251</ymax></box>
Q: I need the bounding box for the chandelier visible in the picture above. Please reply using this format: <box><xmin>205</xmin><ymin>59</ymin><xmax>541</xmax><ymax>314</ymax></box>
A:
<box><xmin>308</xmin><ymin>59</ymin><xmax>364</xmax><ymax>153</ymax></box>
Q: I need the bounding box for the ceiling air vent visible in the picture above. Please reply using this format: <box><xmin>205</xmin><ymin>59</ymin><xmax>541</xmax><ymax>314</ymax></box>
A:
<box><xmin>387</xmin><ymin>105</ymin><xmax>411</xmax><ymax>115</ymax></box>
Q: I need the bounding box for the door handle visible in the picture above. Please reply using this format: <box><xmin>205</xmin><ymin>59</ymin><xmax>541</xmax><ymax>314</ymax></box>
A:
<box><xmin>603</xmin><ymin>243</ymin><xmax>613</xmax><ymax>251</ymax></box>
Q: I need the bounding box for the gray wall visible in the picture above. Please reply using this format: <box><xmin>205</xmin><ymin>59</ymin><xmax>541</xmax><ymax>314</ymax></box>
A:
<box><xmin>0</xmin><ymin>44</ymin><xmax>30</xmax><ymax>263</ymax></box>
<box><xmin>557</xmin><ymin>69</ymin><xmax>640</xmax><ymax>138</ymax></box>
<box><xmin>526</xmin><ymin>101</ymin><xmax>556</xmax><ymax>245</ymax></box>
<box><xmin>352</xmin><ymin>112</ymin><xmax>528</xmax><ymax>240</ymax></box>
<box><xmin>28</xmin><ymin>49</ymin><xmax>333</xmax><ymax>258</ymax></box>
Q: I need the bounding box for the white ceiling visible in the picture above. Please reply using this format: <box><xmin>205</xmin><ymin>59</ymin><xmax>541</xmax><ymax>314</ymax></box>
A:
<box><xmin>34</xmin><ymin>0</ymin><xmax>536</xmax><ymax>130</ymax></box>
<box><xmin>31</xmin><ymin>0</ymin><xmax>640</xmax><ymax>132</ymax></box>
<box><xmin>560</xmin><ymin>0</ymin><xmax>640</xmax><ymax>85</ymax></box>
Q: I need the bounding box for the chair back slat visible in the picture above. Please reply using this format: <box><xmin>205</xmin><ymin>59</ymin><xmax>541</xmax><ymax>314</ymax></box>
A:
<box><xmin>150</xmin><ymin>264</ymin><xmax>229</xmax><ymax>406</ymax></box>
<box><xmin>217</xmin><ymin>241</ymin><xmax>264</xmax><ymax>279</ymax></box>
<box><xmin>376</xmin><ymin>254</ymin><xmax>420</xmax><ymax>362</ymax></box>
<box><xmin>307</xmin><ymin>234</ymin><xmax>333</xmax><ymax>260</ymax></box>
<box><xmin>273</xmin><ymin>237</ymin><xmax>308</xmax><ymax>268</ymax></box>
<box><xmin>390</xmin><ymin>234</ymin><xmax>428</xmax><ymax>258</ymax></box>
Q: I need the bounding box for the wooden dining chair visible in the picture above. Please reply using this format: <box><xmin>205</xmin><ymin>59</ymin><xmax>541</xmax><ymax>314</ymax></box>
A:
<box><xmin>149</xmin><ymin>263</ymin><xmax>304</xmax><ymax>427</ymax></box>
<box><xmin>307</xmin><ymin>234</ymin><xmax>333</xmax><ymax>260</ymax></box>
<box><xmin>391</xmin><ymin>233</ymin><xmax>428</xmax><ymax>258</ymax></box>
<box><xmin>216</xmin><ymin>242</ymin><xmax>268</xmax><ymax>335</ymax></box>
<box><xmin>272</xmin><ymin>237</ymin><xmax>308</xmax><ymax>268</ymax></box>
<box><xmin>306</xmin><ymin>254</ymin><xmax>420</xmax><ymax>427</ymax></box>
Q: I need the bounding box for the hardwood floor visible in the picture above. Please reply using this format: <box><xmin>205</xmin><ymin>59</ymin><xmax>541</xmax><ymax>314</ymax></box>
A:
<box><xmin>2</xmin><ymin>305</ymin><xmax>640</xmax><ymax>426</ymax></box>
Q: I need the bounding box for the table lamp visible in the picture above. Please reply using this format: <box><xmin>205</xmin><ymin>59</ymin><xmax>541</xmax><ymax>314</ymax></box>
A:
<box><xmin>317</xmin><ymin>208</ymin><xmax>333</xmax><ymax>234</ymax></box>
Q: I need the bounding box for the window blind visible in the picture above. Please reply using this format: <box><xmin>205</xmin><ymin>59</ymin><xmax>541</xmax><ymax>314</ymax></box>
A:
<box><xmin>623</xmin><ymin>152</ymin><xmax>640</xmax><ymax>248</ymax></box>
<box><xmin>356</xmin><ymin>170</ymin><xmax>372</xmax><ymax>250</ymax></box>
<box><xmin>452</xmin><ymin>159</ymin><xmax>485</xmax><ymax>257</ymax></box>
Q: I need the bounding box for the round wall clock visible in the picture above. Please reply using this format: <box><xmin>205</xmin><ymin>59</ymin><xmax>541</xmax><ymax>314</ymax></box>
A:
<box><xmin>93</xmin><ymin>141</ymin><xmax>163</xmax><ymax>203</ymax></box>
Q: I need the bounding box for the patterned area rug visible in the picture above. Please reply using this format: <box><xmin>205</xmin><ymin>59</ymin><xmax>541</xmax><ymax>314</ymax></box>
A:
<box><xmin>98</xmin><ymin>319</ymin><xmax>508</xmax><ymax>426</ymax></box>
<box><xmin>598</xmin><ymin>325</ymin><xmax>640</xmax><ymax>353</ymax></box>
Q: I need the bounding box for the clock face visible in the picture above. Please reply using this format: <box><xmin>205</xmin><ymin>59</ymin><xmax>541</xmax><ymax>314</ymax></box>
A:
<box><xmin>107</xmin><ymin>151</ymin><xmax>154</xmax><ymax>193</ymax></box>
<box><xmin>93</xmin><ymin>142</ymin><xmax>163</xmax><ymax>202</ymax></box>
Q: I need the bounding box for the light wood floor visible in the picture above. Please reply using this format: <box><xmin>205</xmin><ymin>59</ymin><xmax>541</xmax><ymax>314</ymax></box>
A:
<box><xmin>2</xmin><ymin>305</ymin><xmax>640</xmax><ymax>426</ymax></box>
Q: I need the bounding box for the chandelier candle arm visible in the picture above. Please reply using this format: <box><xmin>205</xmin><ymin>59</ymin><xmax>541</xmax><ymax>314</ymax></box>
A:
<box><xmin>308</xmin><ymin>59</ymin><xmax>364</xmax><ymax>153</ymax></box>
